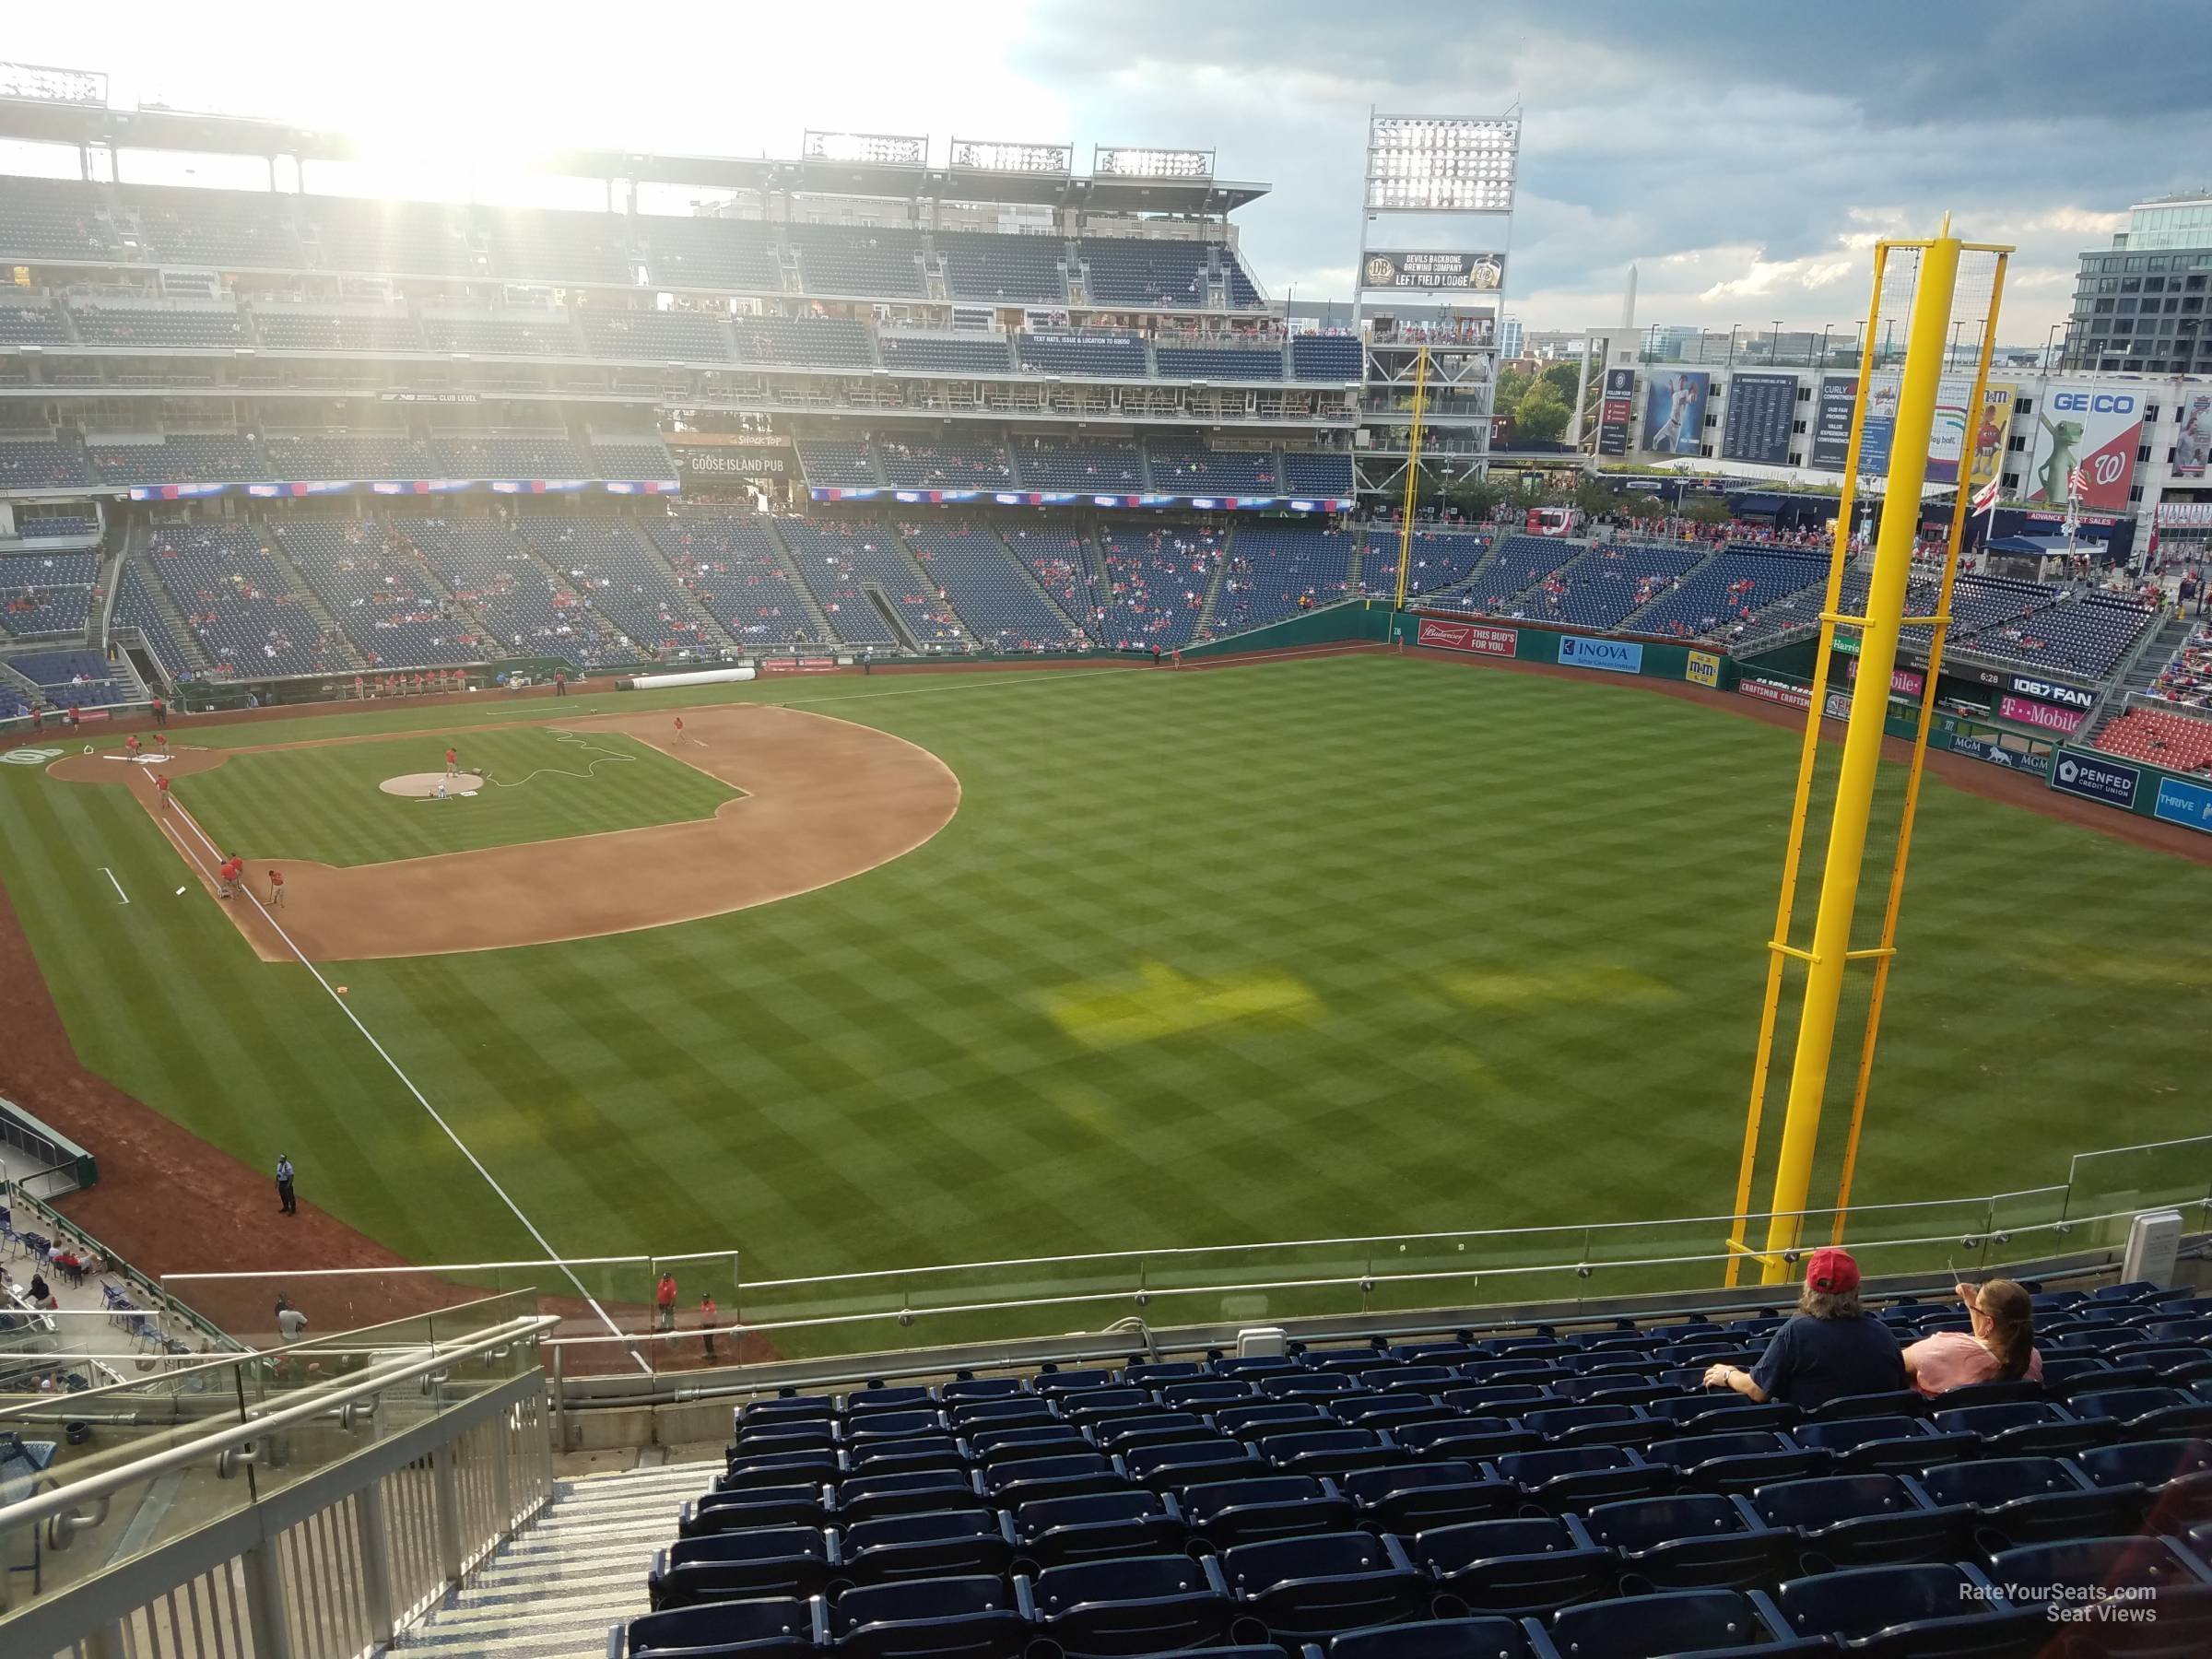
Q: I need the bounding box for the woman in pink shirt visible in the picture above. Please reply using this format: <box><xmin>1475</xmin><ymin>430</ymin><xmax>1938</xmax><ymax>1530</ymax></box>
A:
<box><xmin>1901</xmin><ymin>1278</ymin><xmax>2041</xmax><ymax>1397</ymax></box>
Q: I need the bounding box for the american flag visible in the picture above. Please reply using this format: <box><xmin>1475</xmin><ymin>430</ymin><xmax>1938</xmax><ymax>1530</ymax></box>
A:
<box><xmin>2067</xmin><ymin>464</ymin><xmax>2088</xmax><ymax>497</ymax></box>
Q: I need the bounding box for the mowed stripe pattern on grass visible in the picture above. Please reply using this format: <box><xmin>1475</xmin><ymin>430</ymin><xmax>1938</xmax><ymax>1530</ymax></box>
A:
<box><xmin>172</xmin><ymin>727</ymin><xmax>739</xmax><ymax>866</ymax></box>
<box><xmin>3</xmin><ymin>656</ymin><xmax>2208</xmax><ymax>1340</ymax></box>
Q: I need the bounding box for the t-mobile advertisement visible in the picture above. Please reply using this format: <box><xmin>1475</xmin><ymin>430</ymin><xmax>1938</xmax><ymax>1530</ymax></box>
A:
<box><xmin>1996</xmin><ymin>694</ymin><xmax>2087</xmax><ymax>735</ymax></box>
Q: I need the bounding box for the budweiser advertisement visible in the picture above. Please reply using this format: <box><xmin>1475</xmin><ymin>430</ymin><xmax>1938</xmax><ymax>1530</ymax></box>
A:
<box><xmin>1417</xmin><ymin>618</ymin><xmax>1517</xmax><ymax>656</ymax></box>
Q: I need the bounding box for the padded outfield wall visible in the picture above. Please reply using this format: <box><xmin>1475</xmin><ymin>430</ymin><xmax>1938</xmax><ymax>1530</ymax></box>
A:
<box><xmin>1394</xmin><ymin>610</ymin><xmax>1738</xmax><ymax>692</ymax></box>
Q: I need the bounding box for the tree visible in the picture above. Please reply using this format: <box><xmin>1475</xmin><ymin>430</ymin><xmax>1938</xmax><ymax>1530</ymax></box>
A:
<box><xmin>1627</xmin><ymin>492</ymin><xmax>1666</xmax><ymax>522</ymax></box>
<box><xmin>1448</xmin><ymin>477</ymin><xmax>1510</xmax><ymax>522</ymax></box>
<box><xmin>1539</xmin><ymin>360</ymin><xmax>1588</xmax><ymax>406</ymax></box>
<box><xmin>1573</xmin><ymin>477</ymin><xmax>1620</xmax><ymax>520</ymax></box>
<box><xmin>1494</xmin><ymin>366</ymin><xmax>1533</xmax><ymax>414</ymax></box>
<box><xmin>1681</xmin><ymin>494</ymin><xmax>1732</xmax><ymax>527</ymax></box>
<box><xmin>1512</xmin><ymin>384</ymin><xmax>1571</xmax><ymax>444</ymax></box>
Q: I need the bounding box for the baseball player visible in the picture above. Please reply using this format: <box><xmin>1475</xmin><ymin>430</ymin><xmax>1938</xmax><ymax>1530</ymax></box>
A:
<box><xmin>267</xmin><ymin>868</ymin><xmax>286</xmax><ymax>909</ymax></box>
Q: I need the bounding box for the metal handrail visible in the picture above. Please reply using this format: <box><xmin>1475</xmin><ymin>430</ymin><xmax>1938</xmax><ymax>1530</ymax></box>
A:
<box><xmin>0</xmin><ymin>1313</ymin><xmax>554</xmax><ymax>1537</ymax></box>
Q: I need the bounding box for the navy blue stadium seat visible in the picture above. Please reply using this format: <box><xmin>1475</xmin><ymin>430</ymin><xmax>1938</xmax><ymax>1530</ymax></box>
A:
<box><xmin>1030</xmin><ymin>1553</ymin><xmax>1239</xmax><ymax>1655</ymax></box>
<box><xmin>953</xmin><ymin>1400</ymin><xmax>1056</xmax><ymax>1431</ymax></box>
<box><xmin>2042</xmin><ymin>1357</ymin><xmax>2161</xmax><ymax>1398</ymax></box>
<box><xmin>847</xmin><ymin>1387</ymin><xmax>938</xmax><ymax>1415</ymax></box>
<box><xmin>1010</xmin><ymin>1490</ymin><xmax>1186</xmax><ymax>1567</ymax></box>
<box><xmin>1406</xmin><ymin>1515</ymin><xmax>1614</xmax><ymax>1617</ymax></box>
<box><xmin>685</xmin><ymin>1486</ymin><xmax>831</xmax><ymax>1536</ymax></box>
<box><xmin>1093</xmin><ymin>1414</ymin><xmax>1212</xmax><ymax>1455</ymax></box>
<box><xmin>941</xmin><ymin>1378</ymin><xmax>1030</xmax><ymax>1404</ymax></box>
<box><xmin>1037</xmin><ymin>1370</ymin><xmax>1122</xmax><ymax>1397</ymax></box>
<box><xmin>1220</xmin><ymin>1532</ymin><xmax>1430</xmax><ymax>1638</ymax></box>
<box><xmin>970</xmin><ymin>1426</ymin><xmax>1086</xmax><ymax>1465</ymax></box>
<box><xmin>1746</xmin><ymin>1473</ymin><xmax>1968</xmax><ymax>1568</ymax></box>
<box><xmin>1789</xmin><ymin>1416</ymin><xmax>1975</xmax><ymax>1474</ymax></box>
<box><xmin>1492</xmin><ymin>1446</ymin><xmax>1670</xmax><ymax>1508</ymax></box>
<box><xmin>1764</xmin><ymin>1561</ymin><xmax>2044</xmax><ymax>1655</ymax></box>
<box><xmin>623</xmin><ymin>1594</ymin><xmax>825</xmax><ymax>1657</ymax></box>
<box><xmin>829</xmin><ymin>1574</ymin><xmax>1032</xmax><ymax>1659</ymax></box>
<box><xmin>1923</xmin><ymin>1379</ymin><xmax>2045</xmax><ymax>1412</ymax></box>
<box><xmin>1544</xmin><ymin>1588</ymin><xmax>1809</xmax><ymax>1658</ymax></box>
<box><xmin>1914</xmin><ymin>1455</ymin><xmax>2143</xmax><ymax>1547</ymax></box>
<box><xmin>1338</xmin><ymin>1462</ymin><xmax>1518</xmax><ymax>1535</ymax></box>
<box><xmin>1799</xmin><ymin>1389</ymin><xmax>1925</xmax><ymax>1423</ymax></box>
<box><xmin>851</xmin><ymin>1438</ymin><xmax>971</xmax><ymax>1479</ymax></box>
<box><xmin>1260</xmin><ymin>1428</ymin><xmax>1399</xmax><ymax>1478</ymax></box>
<box><xmin>1583</xmin><ymin>1493</ymin><xmax>1800</xmax><ymax>1592</ymax></box>
<box><xmin>1930</xmin><ymin>1401</ymin><xmax>2107</xmax><ymax>1456</ymax></box>
<box><xmin>1181</xmin><ymin>1475</ymin><xmax>1356</xmax><ymax>1547</ymax></box>
<box><xmin>1317</xmin><ymin>1615</ymin><xmax>1545</xmax><ymax>1659</ymax></box>
<box><xmin>1159</xmin><ymin>1381</ymin><xmax>1257</xmax><ymax>1412</ymax></box>
<box><xmin>838</xmin><ymin>1510</ymin><xmax>1017</xmax><ymax>1584</ymax></box>
<box><xmin>2070</xmin><ymin>1438</ymin><xmax>2212</xmax><ymax>1512</ymax></box>
<box><xmin>649</xmin><ymin>1526</ymin><xmax>834</xmax><ymax>1608</ymax></box>
<box><xmin>1217</xmin><ymin>1402</ymin><xmax>1329</xmax><ymax>1439</ymax></box>
<box><xmin>724</xmin><ymin>1450</ymin><xmax>841</xmax><ymax>1490</ymax></box>
<box><xmin>1124</xmin><ymin>1439</ymin><xmax>1262</xmax><ymax>1490</ymax></box>
<box><xmin>1521</xmin><ymin>1405</ymin><xmax>1659</xmax><ymax>1450</ymax></box>
<box><xmin>1642</xmin><ymin>1431</ymin><xmax>1826</xmax><ymax>1493</ymax></box>
<box><xmin>1394</xmin><ymin>1418</ymin><xmax>1540</xmax><ymax>1463</ymax></box>
<box><xmin>982</xmin><ymin>1453</ymin><xmax>1124</xmax><ymax>1508</ymax></box>
<box><xmin>2068</xmin><ymin>1387</ymin><xmax>2212</xmax><ymax>1438</ymax></box>
<box><xmin>840</xmin><ymin>1471</ymin><xmax>982</xmax><ymax>1524</ymax></box>
<box><xmin>1646</xmin><ymin>1395</ymin><xmax>1797</xmax><ymax>1437</ymax></box>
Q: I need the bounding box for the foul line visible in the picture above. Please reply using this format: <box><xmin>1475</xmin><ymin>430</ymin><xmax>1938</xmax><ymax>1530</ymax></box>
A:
<box><xmin>162</xmin><ymin>797</ymin><xmax>641</xmax><ymax>1367</ymax></box>
<box><xmin>99</xmin><ymin>866</ymin><xmax>129</xmax><ymax>905</ymax></box>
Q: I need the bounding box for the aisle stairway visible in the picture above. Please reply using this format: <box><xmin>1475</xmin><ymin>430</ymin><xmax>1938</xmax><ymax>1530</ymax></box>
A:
<box><xmin>393</xmin><ymin>1458</ymin><xmax>716</xmax><ymax>1658</ymax></box>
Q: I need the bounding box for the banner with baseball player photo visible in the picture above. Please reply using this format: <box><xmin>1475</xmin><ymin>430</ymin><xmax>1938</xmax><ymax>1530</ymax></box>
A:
<box><xmin>1641</xmin><ymin>371</ymin><xmax>1709</xmax><ymax>456</ymax></box>
<box><xmin>2021</xmin><ymin>382</ymin><xmax>2145</xmax><ymax>513</ymax></box>
<box><xmin>2175</xmin><ymin>388</ymin><xmax>2212</xmax><ymax>479</ymax></box>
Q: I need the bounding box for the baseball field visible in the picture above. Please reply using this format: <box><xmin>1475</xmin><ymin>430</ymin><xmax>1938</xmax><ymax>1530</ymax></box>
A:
<box><xmin>1</xmin><ymin>651</ymin><xmax>2207</xmax><ymax>1344</ymax></box>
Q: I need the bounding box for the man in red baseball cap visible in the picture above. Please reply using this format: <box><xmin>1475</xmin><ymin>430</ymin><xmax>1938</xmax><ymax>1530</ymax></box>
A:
<box><xmin>1701</xmin><ymin>1245</ymin><xmax>1904</xmax><ymax>1409</ymax></box>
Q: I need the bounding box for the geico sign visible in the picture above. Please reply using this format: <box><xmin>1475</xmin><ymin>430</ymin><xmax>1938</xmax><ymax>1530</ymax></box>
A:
<box><xmin>2050</xmin><ymin>392</ymin><xmax>2136</xmax><ymax>415</ymax></box>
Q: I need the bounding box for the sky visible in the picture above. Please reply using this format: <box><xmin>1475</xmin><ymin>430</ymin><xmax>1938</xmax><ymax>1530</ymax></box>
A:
<box><xmin>5</xmin><ymin>0</ymin><xmax>2204</xmax><ymax>344</ymax></box>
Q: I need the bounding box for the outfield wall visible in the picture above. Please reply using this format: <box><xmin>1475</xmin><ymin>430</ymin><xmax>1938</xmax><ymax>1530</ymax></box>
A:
<box><xmin>1180</xmin><ymin>602</ymin><xmax>1393</xmax><ymax>658</ymax></box>
<box><xmin>1400</xmin><ymin>611</ymin><xmax>1738</xmax><ymax>691</ymax></box>
<box><xmin>2047</xmin><ymin>746</ymin><xmax>2212</xmax><ymax>837</ymax></box>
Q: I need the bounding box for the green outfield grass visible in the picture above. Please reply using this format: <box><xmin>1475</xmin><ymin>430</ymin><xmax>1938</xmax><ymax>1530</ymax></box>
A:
<box><xmin>3</xmin><ymin>655</ymin><xmax>2208</xmax><ymax>1349</ymax></box>
<box><xmin>171</xmin><ymin>726</ymin><xmax>739</xmax><ymax>865</ymax></box>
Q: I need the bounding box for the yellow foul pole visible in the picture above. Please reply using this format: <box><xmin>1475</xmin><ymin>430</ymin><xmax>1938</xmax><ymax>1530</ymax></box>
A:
<box><xmin>1757</xmin><ymin>225</ymin><xmax>1962</xmax><ymax>1282</ymax></box>
<box><xmin>1394</xmin><ymin>346</ymin><xmax>1431</xmax><ymax>611</ymax></box>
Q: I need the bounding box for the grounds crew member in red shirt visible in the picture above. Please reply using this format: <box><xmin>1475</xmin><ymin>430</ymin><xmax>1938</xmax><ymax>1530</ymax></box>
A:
<box><xmin>655</xmin><ymin>1271</ymin><xmax>678</xmax><ymax>1332</ymax></box>
<box><xmin>126</xmin><ymin>733</ymin><xmax>141</xmax><ymax>760</ymax></box>
<box><xmin>700</xmin><ymin>1293</ymin><xmax>719</xmax><ymax>1361</ymax></box>
<box><xmin>444</xmin><ymin>745</ymin><xmax>458</xmax><ymax>779</ymax></box>
<box><xmin>218</xmin><ymin>855</ymin><xmax>243</xmax><ymax>898</ymax></box>
<box><xmin>155</xmin><ymin>773</ymin><xmax>172</xmax><ymax>811</ymax></box>
<box><xmin>267</xmin><ymin>868</ymin><xmax>286</xmax><ymax>909</ymax></box>
<box><xmin>151</xmin><ymin>694</ymin><xmax>166</xmax><ymax>727</ymax></box>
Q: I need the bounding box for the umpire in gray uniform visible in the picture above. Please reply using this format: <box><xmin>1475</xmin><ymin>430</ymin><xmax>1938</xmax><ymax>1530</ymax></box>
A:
<box><xmin>276</xmin><ymin>1154</ymin><xmax>297</xmax><ymax>1216</ymax></box>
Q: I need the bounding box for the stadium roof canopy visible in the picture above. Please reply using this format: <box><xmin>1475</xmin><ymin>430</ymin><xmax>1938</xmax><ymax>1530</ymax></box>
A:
<box><xmin>0</xmin><ymin>94</ymin><xmax>1271</xmax><ymax>214</ymax></box>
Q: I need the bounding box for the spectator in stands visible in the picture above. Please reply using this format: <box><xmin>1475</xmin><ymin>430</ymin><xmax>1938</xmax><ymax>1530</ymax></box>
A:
<box><xmin>1901</xmin><ymin>1278</ymin><xmax>2040</xmax><ymax>1396</ymax></box>
<box><xmin>276</xmin><ymin>1300</ymin><xmax>309</xmax><ymax>1343</ymax></box>
<box><xmin>1701</xmin><ymin>1247</ymin><xmax>1904</xmax><ymax>1407</ymax></box>
<box><xmin>28</xmin><ymin>1271</ymin><xmax>52</xmax><ymax>1306</ymax></box>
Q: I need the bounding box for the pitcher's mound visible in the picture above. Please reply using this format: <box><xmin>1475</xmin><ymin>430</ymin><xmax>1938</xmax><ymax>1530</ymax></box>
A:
<box><xmin>381</xmin><ymin>771</ymin><xmax>486</xmax><ymax>798</ymax></box>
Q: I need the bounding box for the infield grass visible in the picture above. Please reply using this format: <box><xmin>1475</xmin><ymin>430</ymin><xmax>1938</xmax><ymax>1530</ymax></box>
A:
<box><xmin>5</xmin><ymin>654</ymin><xmax>2209</xmax><ymax>1350</ymax></box>
<box><xmin>171</xmin><ymin>726</ymin><xmax>739</xmax><ymax>865</ymax></box>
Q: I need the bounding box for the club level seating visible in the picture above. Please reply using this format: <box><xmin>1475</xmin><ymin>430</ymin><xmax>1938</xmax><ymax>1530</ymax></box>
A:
<box><xmin>638</xmin><ymin>218</ymin><xmax>782</xmax><ymax>292</ymax></box>
<box><xmin>1224</xmin><ymin>250</ymin><xmax>1265</xmax><ymax>308</ymax></box>
<box><xmin>484</xmin><ymin>208</ymin><xmax>634</xmax><ymax>287</ymax></box>
<box><xmin>1097</xmin><ymin>521</ymin><xmax>1217</xmax><ymax>651</ymax></box>
<box><xmin>252</xmin><ymin>306</ymin><xmax>427</xmax><ymax>353</ymax></box>
<box><xmin>0</xmin><ymin>440</ymin><xmax>94</xmax><ymax>490</ymax></box>
<box><xmin>1003</xmin><ymin>527</ymin><xmax>1103</xmax><ymax>633</ymax></box>
<box><xmin>519</xmin><ymin>516</ymin><xmax>721</xmax><ymax>657</ymax></box>
<box><xmin>8</xmin><ymin>647</ymin><xmax>130</xmax><ymax>708</ymax></box>
<box><xmin>147</xmin><ymin>523</ymin><xmax>353</xmax><ymax>679</ymax></box>
<box><xmin>273</xmin><ymin>521</ymin><xmax>488</xmax><ymax>669</ymax></box>
<box><xmin>391</xmin><ymin>517</ymin><xmax>640</xmax><ymax>672</ymax></box>
<box><xmin>18</xmin><ymin>515</ymin><xmax>97</xmax><ymax>540</ymax></box>
<box><xmin>112</xmin><ymin>559</ymin><xmax>193</xmax><ymax>679</ymax></box>
<box><xmin>0</xmin><ymin>177</ymin><xmax>124</xmax><ymax>263</ymax></box>
<box><xmin>118</xmin><ymin>184</ymin><xmax>301</xmax><ymax>269</ymax></box>
<box><xmin>795</xmin><ymin>441</ymin><xmax>882</xmax><ymax>488</ymax></box>
<box><xmin>734</xmin><ymin>317</ymin><xmax>877</xmax><ymax>371</ymax></box>
<box><xmin>69</xmin><ymin>304</ymin><xmax>251</xmax><ymax>350</ymax></box>
<box><xmin>1280</xmin><ymin>453</ymin><xmax>1354</xmax><ymax>500</ymax></box>
<box><xmin>1535</xmin><ymin>542</ymin><xmax>1711</xmax><ymax>633</ymax></box>
<box><xmin>1631</xmin><ymin>550</ymin><xmax>1827</xmax><ymax>641</ymax></box>
<box><xmin>1955</xmin><ymin>593</ymin><xmax>2158</xmax><ymax>681</ymax></box>
<box><xmin>1291</xmin><ymin>335</ymin><xmax>1362</xmax><ymax>382</ymax></box>
<box><xmin>577</xmin><ymin>308</ymin><xmax>734</xmax><ymax>364</ymax></box>
<box><xmin>783</xmin><ymin>519</ymin><xmax>962</xmax><ymax>647</ymax></box>
<box><xmin>1216</xmin><ymin>525</ymin><xmax>1353</xmax><ymax>633</ymax></box>
<box><xmin>878</xmin><ymin>334</ymin><xmax>1017</xmax><ymax>376</ymax></box>
<box><xmin>1360</xmin><ymin>532</ymin><xmax>1489</xmax><ymax>599</ymax></box>
<box><xmin>1015</xmin><ymin>332</ymin><xmax>1147</xmax><ymax>378</ymax></box>
<box><xmin>0</xmin><ymin>300</ymin><xmax>69</xmax><ymax>347</ymax></box>
<box><xmin>2095</xmin><ymin>705</ymin><xmax>2212</xmax><ymax>776</ymax></box>
<box><xmin>787</xmin><ymin>224</ymin><xmax>925</xmax><ymax>299</ymax></box>
<box><xmin>426</xmin><ymin>432</ymin><xmax>590</xmax><ymax>478</ymax></box>
<box><xmin>1080</xmin><ymin>237</ymin><xmax>1214</xmax><ymax>308</ymax></box>
<box><xmin>87</xmin><ymin>437</ymin><xmax>270</xmax><ymax>488</ymax></box>
<box><xmin>302</xmin><ymin>198</ymin><xmax>477</xmax><ymax>278</ymax></box>
<box><xmin>2149</xmin><ymin>624</ymin><xmax>2212</xmax><ymax>710</ymax></box>
<box><xmin>902</xmin><ymin>524</ymin><xmax>1086</xmax><ymax>652</ymax></box>
<box><xmin>648</xmin><ymin>512</ymin><xmax>821</xmax><ymax>649</ymax></box>
<box><xmin>1010</xmin><ymin>438</ymin><xmax>1146</xmax><ymax>493</ymax></box>
<box><xmin>0</xmin><ymin>552</ymin><xmax>97</xmax><ymax>639</ymax></box>
<box><xmin>617</xmin><ymin>1281</ymin><xmax>2212</xmax><ymax>1659</ymax></box>
<box><xmin>938</xmin><ymin>231</ymin><xmax>1066</xmax><ymax>304</ymax></box>
<box><xmin>1146</xmin><ymin>440</ymin><xmax>1278</xmax><ymax>495</ymax></box>
<box><xmin>1155</xmin><ymin>345</ymin><xmax>1284</xmax><ymax>382</ymax></box>
<box><xmin>876</xmin><ymin>438</ymin><xmax>1013</xmax><ymax>490</ymax></box>
<box><xmin>261</xmin><ymin>431</ymin><xmax>436</xmax><ymax>480</ymax></box>
<box><xmin>419</xmin><ymin>312</ymin><xmax>585</xmax><ymax>358</ymax></box>
<box><xmin>592</xmin><ymin>438</ymin><xmax>680</xmax><ymax>480</ymax></box>
<box><xmin>1428</xmin><ymin>535</ymin><xmax>1579</xmax><ymax>618</ymax></box>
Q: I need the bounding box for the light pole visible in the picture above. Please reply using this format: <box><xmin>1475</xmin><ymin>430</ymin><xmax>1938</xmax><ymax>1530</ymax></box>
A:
<box><xmin>1818</xmin><ymin>324</ymin><xmax>1832</xmax><ymax>370</ymax></box>
<box><xmin>1727</xmin><ymin>324</ymin><xmax>1739</xmax><ymax>367</ymax></box>
<box><xmin>1771</xmin><ymin>319</ymin><xmax>1784</xmax><ymax>365</ymax></box>
<box><xmin>2044</xmin><ymin>323</ymin><xmax>2065</xmax><ymax>373</ymax></box>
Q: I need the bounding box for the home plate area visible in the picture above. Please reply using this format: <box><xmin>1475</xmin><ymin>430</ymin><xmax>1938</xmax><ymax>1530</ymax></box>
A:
<box><xmin>380</xmin><ymin>771</ymin><xmax>485</xmax><ymax>799</ymax></box>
